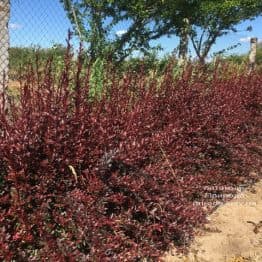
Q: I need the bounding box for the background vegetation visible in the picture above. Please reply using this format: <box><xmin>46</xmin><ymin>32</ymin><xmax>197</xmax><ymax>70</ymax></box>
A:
<box><xmin>9</xmin><ymin>44</ymin><xmax>67</xmax><ymax>80</ymax></box>
<box><xmin>60</xmin><ymin>0</ymin><xmax>262</xmax><ymax>64</ymax></box>
<box><xmin>9</xmin><ymin>42</ymin><xmax>262</xmax><ymax>81</ymax></box>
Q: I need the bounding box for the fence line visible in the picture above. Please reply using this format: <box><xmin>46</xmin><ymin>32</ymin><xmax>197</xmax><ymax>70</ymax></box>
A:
<box><xmin>0</xmin><ymin>0</ymin><xmax>80</xmax><ymax>86</ymax></box>
<box><xmin>0</xmin><ymin>0</ymin><xmax>10</xmax><ymax>91</ymax></box>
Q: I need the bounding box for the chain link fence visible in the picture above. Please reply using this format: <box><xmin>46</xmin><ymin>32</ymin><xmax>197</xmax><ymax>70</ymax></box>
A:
<box><xmin>0</xmin><ymin>0</ymin><xmax>80</xmax><ymax>89</ymax></box>
<box><xmin>0</xmin><ymin>0</ymin><xmax>10</xmax><ymax>90</ymax></box>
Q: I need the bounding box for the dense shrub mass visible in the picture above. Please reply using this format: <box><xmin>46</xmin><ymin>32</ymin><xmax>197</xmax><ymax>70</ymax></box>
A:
<box><xmin>0</xmin><ymin>49</ymin><xmax>261</xmax><ymax>261</ymax></box>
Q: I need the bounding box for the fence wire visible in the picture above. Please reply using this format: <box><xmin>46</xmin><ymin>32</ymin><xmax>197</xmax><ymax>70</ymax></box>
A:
<box><xmin>0</xmin><ymin>0</ymin><xmax>10</xmax><ymax>89</ymax></box>
<box><xmin>0</xmin><ymin>0</ymin><xmax>80</xmax><ymax>86</ymax></box>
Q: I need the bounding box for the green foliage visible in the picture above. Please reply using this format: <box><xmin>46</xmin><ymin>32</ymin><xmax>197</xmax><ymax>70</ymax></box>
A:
<box><xmin>119</xmin><ymin>52</ymin><xmax>172</xmax><ymax>77</ymax></box>
<box><xmin>89</xmin><ymin>57</ymin><xmax>105</xmax><ymax>99</ymax></box>
<box><xmin>219</xmin><ymin>42</ymin><xmax>262</xmax><ymax>66</ymax></box>
<box><xmin>225</xmin><ymin>54</ymin><xmax>247</xmax><ymax>65</ymax></box>
<box><xmin>9</xmin><ymin>44</ymin><xmax>67</xmax><ymax>80</ymax></box>
<box><xmin>155</xmin><ymin>0</ymin><xmax>262</xmax><ymax>63</ymax></box>
<box><xmin>60</xmin><ymin>0</ymin><xmax>163</xmax><ymax>63</ymax></box>
<box><xmin>60</xmin><ymin>1</ymin><xmax>262</xmax><ymax>64</ymax></box>
<box><xmin>256</xmin><ymin>43</ymin><xmax>262</xmax><ymax>65</ymax></box>
<box><xmin>190</xmin><ymin>0</ymin><xmax>262</xmax><ymax>63</ymax></box>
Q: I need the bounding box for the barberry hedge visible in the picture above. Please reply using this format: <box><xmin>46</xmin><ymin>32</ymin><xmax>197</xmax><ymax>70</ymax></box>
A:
<box><xmin>0</xmin><ymin>48</ymin><xmax>261</xmax><ymax>261</ymax></box>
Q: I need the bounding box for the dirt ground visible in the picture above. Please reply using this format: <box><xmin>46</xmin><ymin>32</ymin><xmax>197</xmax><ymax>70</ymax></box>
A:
<box><xmin>164</xmin><ymin>179</ymin><xmax>262</xmax><ymax>262</ymax></box>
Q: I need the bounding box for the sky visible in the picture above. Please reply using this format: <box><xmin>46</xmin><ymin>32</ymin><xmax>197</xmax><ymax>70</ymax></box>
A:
<box><xmin>9</xmin><ymin>0</ymin><xmax>262</xmax><ymax>58</ymax></box>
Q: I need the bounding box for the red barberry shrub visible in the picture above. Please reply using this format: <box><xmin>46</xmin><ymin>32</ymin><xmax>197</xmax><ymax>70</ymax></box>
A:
<box><xmin>0</xmin><ymin>46</ymin><xmax>261</xmax><ymax>261</ymax></box>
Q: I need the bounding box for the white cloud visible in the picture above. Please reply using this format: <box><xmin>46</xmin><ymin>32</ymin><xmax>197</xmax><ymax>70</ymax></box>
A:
<box><xmin>239</xmin><ymin>36</ymin><xmax>251</xmax><ymax>43</ymax></box>
<box><xmin>116</xmin><ymin>30</ymin><xmax>127</xmax><ymax>37</ymax></box>
<box><xmin>9</xmin><ymin>23</ymin><xmax>22</xmax><ymax>30</ymax></box>
<box><xmin>239</xmin><ymin>36</ymin><xmax>262</xmax><ymax>43</ymax></box>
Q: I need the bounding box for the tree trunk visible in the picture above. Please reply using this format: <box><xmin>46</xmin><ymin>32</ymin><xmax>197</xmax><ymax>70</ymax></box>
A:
<box><xmin>0</xmin><ymin>0</ymin><xmax>10</xmax><ymax>92</ymax></box>
<box><xmin>178</xmin><ymin>18</ymin><xmax>190</xmax><ymax>66</ymax></box>
<box><xmin>198</xmin><ymin>56</ymin><xmax>206</xmax><ymax>66</ymax></box>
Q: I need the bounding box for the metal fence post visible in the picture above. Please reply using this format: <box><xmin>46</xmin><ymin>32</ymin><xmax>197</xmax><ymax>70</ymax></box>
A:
<box><xmin>0</xmin><ymin>0</ymin><xmax>10</xmax><ymax>92</ymax></box>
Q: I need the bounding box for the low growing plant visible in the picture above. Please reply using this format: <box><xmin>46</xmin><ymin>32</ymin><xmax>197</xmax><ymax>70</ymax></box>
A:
<box><xmin>0</xmin><ymin>45</ymin><xmax>261</xmax><ymax>261</ymax></box>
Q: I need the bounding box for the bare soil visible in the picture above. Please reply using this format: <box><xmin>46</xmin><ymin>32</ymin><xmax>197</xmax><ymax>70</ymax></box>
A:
<box><xmin>164</xmin><ymin>179</ymin><xmax>262</xmax><ymax>262</ymax></box>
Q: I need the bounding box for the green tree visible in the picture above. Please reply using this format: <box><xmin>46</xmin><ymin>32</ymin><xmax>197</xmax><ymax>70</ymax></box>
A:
<box><xmin>134</xmin><ymin>0</ymin><xmax>262</xmax><ymax>64</ymax></box>
<box><xmin>189</xmin><ymin>0</ymin><xmax>262</xmax><ymax>64</ymax></box>
<box><xmin>61</xmin><ymin>1</ymin><xmax>262</xmax><ymax>65</ymax></box>
<box><xmin>146</xmin><ymin>0</ymin><xmax>200</xmax><ymax>64</ymax></box>
<box><xmin>60</xmin><ymin>0</ymin><xmax>165</xmax><ymax>63</ymax></box>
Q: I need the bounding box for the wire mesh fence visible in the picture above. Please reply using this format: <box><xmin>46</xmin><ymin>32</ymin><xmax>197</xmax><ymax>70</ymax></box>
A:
<box><xmin>0</xmin><ymin>0</ymin><xmax>80</xmax><ymax>87</ymax></box>
<box><xmin>0</xmin><ymin>0</ymin><xmax>10</xmax><ymax>90</ymax></box>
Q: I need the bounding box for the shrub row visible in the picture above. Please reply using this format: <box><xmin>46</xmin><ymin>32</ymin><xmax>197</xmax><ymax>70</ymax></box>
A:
<box><xmin>0</xmin><ymin>49</ymin><xmax>261</xmax><ymax>261</ymax></box>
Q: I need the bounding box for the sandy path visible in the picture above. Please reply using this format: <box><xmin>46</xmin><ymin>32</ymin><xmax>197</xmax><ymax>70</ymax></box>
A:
<box><xmin>164</xmin><ymin>180</ymin><xmax>262</xmax><ymax>262</ymax></box>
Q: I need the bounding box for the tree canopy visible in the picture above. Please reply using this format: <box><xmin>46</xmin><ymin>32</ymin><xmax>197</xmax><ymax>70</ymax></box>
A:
<box><xmin>61</xmin><ymin>0</ymin><xmax>262</xmax><ymax>64</ymax></box>
<box><xmin>60</xmin><ymin>0</ymin><xmax>165</xmax><ymax>62</ymax></box>
<box><xmin>189</xmin><ymin>0</ymin><xmax>262</xmax><ymax>63</ymax></box>
<box><xmin>150</xmin><ymin>0</ymin><xmax>262</xmax><ymax>63</ymax></box>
